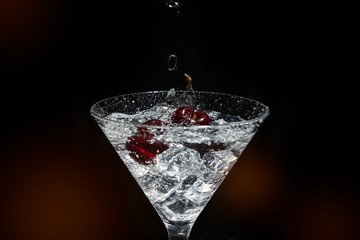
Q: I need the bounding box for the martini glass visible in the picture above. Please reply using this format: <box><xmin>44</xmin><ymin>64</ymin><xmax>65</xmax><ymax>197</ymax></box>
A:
<box><xmin>90</xmin><ymin>91</ymin><xmax>269</xmax><ymax>240</ymax></box>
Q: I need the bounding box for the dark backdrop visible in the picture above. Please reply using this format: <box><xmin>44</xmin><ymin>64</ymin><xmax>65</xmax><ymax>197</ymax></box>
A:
<box><xmin>0</xmin><ymin>1</ymin><xmax>357</xmax><ymax>240</ymax></box>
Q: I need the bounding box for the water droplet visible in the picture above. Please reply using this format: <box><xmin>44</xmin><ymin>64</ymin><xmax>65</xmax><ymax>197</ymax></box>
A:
<box><xmin>166</xmin><ymin>0</ymin><xmax>180</xmax><ymax>8</ymax></box>
<box><xmin>168</xmin><ymin>54</ymin><xmax>178</xmax><ymax>71</ymax></box>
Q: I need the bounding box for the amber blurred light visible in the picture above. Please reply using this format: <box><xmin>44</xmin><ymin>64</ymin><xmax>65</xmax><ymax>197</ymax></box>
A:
<box><xmin>0</xmin><ymin>0</ymin><xmax>57</xmax><ymax>54</ymax></box>
<box><xmin>286</xmin><ymin>187</ymin><xmax>359</xmax><ymax>240</ymax></box>
<box><xmin>220</xmin><ymin>140</ymin><xmax>287</xmax><ymax>218</ymax></box>
<box><xmin>0</xmin><ymin>132</ymin><xmax>132</xmax><ymax>240</ymax></box>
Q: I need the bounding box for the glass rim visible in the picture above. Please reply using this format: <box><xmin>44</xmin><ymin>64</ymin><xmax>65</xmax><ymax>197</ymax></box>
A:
<box><xmin>90</xmin><ymin>90</ymin><xmax>270</xmax><ymax>129</ymax></box>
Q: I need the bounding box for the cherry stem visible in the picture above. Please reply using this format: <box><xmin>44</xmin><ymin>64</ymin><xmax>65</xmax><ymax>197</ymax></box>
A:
<box><xmin>184</xmin><ymin>73</ymin><xmax>197</xmax><ymax>118</ymax></box>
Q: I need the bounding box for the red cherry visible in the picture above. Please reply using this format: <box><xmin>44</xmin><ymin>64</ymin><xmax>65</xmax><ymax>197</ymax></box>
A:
<box><xmin>126</xmin><ymin>135</ymin><xmax>169</xmax><ymax>165</ymax></box>
<box><xmin>138</xmin><ymin>119</ymin><xmax>167</xmax><ymax>135</ymax></box>
<box><xmin>183</xmin><ymin>141</ymin><xmax>226</xmax><ymax>157</ymax></box>
<box><xmin>171</xmin><ymin>107</ymin><xmax>211</xmax><ymax>125</ymax></box>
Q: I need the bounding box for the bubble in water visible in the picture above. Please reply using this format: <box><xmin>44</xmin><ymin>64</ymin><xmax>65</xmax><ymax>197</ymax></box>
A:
<box><xmin>168</xmin><ymin>54</ymin><xmax>178</xmax><ymax>71</ymax></box>
<box><xmin>166</xmin><ymin>0</ymin><xmax>180</xmax><ymax>8</ymax></box>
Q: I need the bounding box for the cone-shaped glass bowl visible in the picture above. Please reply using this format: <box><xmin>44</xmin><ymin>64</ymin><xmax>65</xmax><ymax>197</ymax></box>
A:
<box><xmin>90</xmin><ymin>91</ymin><xmax>269</xmax><ymax>240</ymax></box>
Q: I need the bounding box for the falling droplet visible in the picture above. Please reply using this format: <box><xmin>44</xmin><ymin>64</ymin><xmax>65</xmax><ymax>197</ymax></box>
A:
<box><xmin>168</xmin><ymin>54</ymin><xmax>178</xmax><ymax>71</ymax></box>
<box><xmin>166</xmin><ymin>0</ymin><xmax>180</xmax><ymax>8</ymax></box>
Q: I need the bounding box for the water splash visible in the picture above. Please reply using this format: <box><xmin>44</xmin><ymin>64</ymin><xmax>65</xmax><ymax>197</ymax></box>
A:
<box><xmin>166</xmin><ymin>88</ymin><xmax>176</xmax><ymax>103</ymax></box>
<box><xmin>168</xmin><ymin>54</ymin><xmax>178</xmax><ymax>71</ymax></box>
<box><xmin>166</xmin><ymin>0</ymin><xmax>180</xmax><ymax>8</ymax></box>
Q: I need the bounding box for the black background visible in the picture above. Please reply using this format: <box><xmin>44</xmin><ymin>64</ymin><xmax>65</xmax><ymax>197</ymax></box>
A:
<box><xmin>0</xmin><ymin>1</ymin><xmax>358</xmax><ymax>240</ymax></box>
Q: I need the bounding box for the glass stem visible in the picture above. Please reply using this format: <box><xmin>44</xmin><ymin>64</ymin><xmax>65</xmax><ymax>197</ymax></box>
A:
<box><xmin>164</xmin><ymin>222</ymin><xmax>194</xmax><ymax>240</ymax></box>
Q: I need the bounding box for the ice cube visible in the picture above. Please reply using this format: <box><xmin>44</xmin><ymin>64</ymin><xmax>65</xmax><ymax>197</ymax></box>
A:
<box><xmin>193</xmin><ymin>178</ymin><xmax>213</xmax><ymax>193</ymax></box>
<box><xmin>173</xmin><ymin>93</ymin><xmax>194</xmax><ymax>108</ymax></box>
<box><xmin>157</xmin><ymin>144</ymin><xmax>202</xmax><ymax>177</ymax></box>
<box><xmin>201</xmin><ymin>170</ymin><xmax>224</xmax><ymax>183</ymax></box>
<box><xmin>119</xmin><ymin>151</ymin><xmax>149</xmax><ymax>179</ymax></box>
<box><xmin>154</xmin><ymin>176</ymin><xmax>176</xmax><ymax>193</ymax></box>
<box><xmin>138</xmin><ymin>172</ymin><xmax>180</xmax><ymax>202</ymax></box>
<box><xmin>151</xmin><ymin>175</ymin><xmax>179</xmax><ymax>201</ymax></box>
<box><xmin>228</xmin><ymin>140</ymin><xmax>247</xmax><ymax>157</ymax></box>
<box><xmin>138</xmin><ymin>171</ymin><xmax>157</xmax><ymax>192</ymax></box>
<box><xmin>166</xmin><ymin>199</ymin><xmax>195</xmax><ymax>214</ymax></box>
<box><xmin>180</xmin><ymin>175</ymin><xmax>198</xmax><ymax>190</ymax></box>
<box><xmin>183</xmin><ymin>178</ymin><xmax>215</xmax><ymax>204</ymax></box>
<box><xmin>203</xmin><ymin>150</ymin><xmax>238</xmax><ymax>173</ymax></box>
